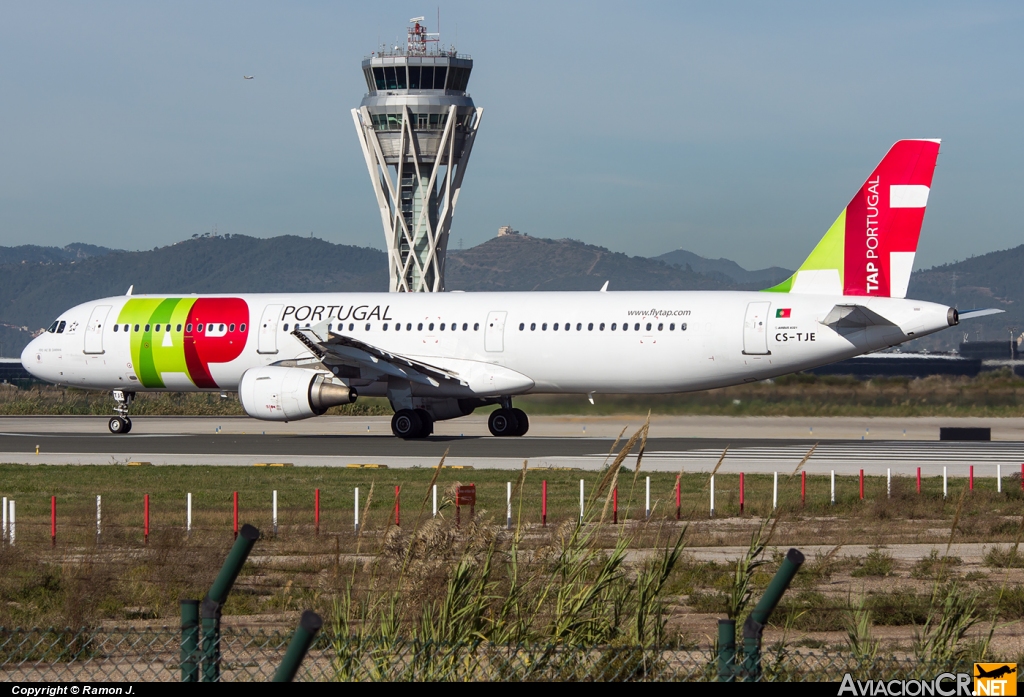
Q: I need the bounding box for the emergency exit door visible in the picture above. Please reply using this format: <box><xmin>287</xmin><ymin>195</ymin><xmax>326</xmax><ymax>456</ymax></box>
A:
<box><xmin>84</xmin><ymin>305</ymin><xmax>111</xmax><ymax>355</ymax></box>
<box><xmin>742</xmin><ymin>302</ymin><xmax>771</xmax><ymax>355</ymax></box>
<box><xmin>484</xmin><ymin>311</ymin><xmax>507</xmax><ymax>352</ymax></box>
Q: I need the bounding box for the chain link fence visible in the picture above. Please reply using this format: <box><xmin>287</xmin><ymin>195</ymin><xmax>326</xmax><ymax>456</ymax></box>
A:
<box><xmin>0</xmin><ymin>627</ymin><xmax>972</xmax><ymax>681</ymax></box>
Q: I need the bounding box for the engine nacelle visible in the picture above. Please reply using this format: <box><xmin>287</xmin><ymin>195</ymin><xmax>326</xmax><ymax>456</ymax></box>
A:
<box><xmin>239</xmin><ymin>366</ymin><xmax>357</xmax><ymax>422</ymax></box>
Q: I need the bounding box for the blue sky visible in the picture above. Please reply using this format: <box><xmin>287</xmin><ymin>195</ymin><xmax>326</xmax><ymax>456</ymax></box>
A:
<box><xmin>0</xmin><ymin>2</ymin><xmax>1021</xmax><ymax>271</ymax></box>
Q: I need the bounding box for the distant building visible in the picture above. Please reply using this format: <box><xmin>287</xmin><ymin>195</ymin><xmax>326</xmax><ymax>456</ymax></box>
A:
<box><xmin>497</xmin><ymin>226</ymin><xmax>521</xmax><ymax>237</ymax></box>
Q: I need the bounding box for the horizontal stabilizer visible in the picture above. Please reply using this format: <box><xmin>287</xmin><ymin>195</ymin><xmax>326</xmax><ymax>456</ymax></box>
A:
<box><xmin>821</xmin><ymin>304</ymin><xmax>896</xmax><ymax>329</ymax></box>
<box><xmin>958</xmin><ymin>308</ymin><xmax>1005</xmax><ymax>320</ymax></box>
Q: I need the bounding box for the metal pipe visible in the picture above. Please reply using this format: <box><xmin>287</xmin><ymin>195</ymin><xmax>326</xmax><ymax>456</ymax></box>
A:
<box><xmin>208</xmin><ymin>524</ymin><xmax>260</xmax><ymax>605</ymax></box>
<box><xmin>716</xmin><ymin>619</ymin><xmax>736</xmax><ymax>682</ymax></box>
<box><xmin>180</xmin><ymin>599</ymin><xmax>200</xmax><ymax>682</ymax></box>
<box><xmin>271</xmin><ymin>610</ymin><xmax>324</xmax><ymax>682</ymax></box>
<box><xmin>742</xmin><ymin>547</ymin><xmax>805</xmax><ymax>682</ymax></box>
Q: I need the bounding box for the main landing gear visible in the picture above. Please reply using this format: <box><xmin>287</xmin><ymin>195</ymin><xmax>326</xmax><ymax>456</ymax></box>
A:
<box><xmin>391</xmin><ymin>409</ymin><xmax>435</xmax><ymax>440</ymax></box>
<box><xmin>108</xmin><ymin>390</ymin><xmax>135</xmax><ymax>434</ymax></box>
<box><xmin>488</xmin><ymin>397</ymin><xmax>529</xmax><ymax>437</ymax></box>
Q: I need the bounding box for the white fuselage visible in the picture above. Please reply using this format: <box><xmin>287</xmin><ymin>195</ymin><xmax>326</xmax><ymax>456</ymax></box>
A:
<box><xmin>22</xmin><ymin>290</ymin><xmax>953</xmax><ymax>399</ymax></box>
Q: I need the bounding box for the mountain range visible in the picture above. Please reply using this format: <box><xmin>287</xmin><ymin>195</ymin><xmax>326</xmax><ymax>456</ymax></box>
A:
<box><xmin>0</xmin><ymin>233</ymin><xmax>1018</xmax><ymax>357</ymax></box>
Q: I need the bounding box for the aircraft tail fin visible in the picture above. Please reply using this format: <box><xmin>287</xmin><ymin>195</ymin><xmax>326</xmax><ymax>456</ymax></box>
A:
<box><xmin>766</xmin><ymin>139</ymin><xmax>941</xmax><ymax>298</ymax></box>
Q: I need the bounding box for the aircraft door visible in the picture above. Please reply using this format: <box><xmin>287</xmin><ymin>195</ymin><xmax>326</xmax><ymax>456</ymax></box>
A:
<box><xmin>484</xmin><ymin>311</ymin><xmax>507</xmax><ymax>352</ymax></box>
<box><xmin>742</xmin><ymin>301</ymin><xmax>771</xmax><ymax>355</ymax></box>
<box><xmin>84</xmin><ymin>305</ymin><xmax>111</xmax><ymax>355</ymax></box>
<box><xmin>257</xmin><ymin>304</ymin><xmax>283</xmax><ymax>354</ymax></box>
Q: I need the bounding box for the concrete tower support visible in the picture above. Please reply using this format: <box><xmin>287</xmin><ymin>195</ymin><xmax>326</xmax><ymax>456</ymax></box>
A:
<box><xmin>353</xmin><ymin>20</ymin><xmax>482</xmax><ymax>292</ymax></box>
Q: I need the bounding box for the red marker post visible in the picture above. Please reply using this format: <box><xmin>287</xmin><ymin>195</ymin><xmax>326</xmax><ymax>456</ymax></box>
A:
<box><xmin>739</xmin><ymin>472</ymin><xmax>745</xmax><ymax>514</ymax></box>
<box><xmin>859</xmin><ymin>470</ymin><xmax>865</xmax><ymax>500</ymax></box>
<box><xmin>315</xmin><ymin>489</ymin><xmax>321</xmax><ymax>536</ymax></box>
<box><xmin>51</xmin><ymin>496</ymin><xmax>56</xmax><ymax>547</ymax></box>
<box><xmin>970</xmin><ymin>466</ymin><xmax>974</xmax><ymax>492</ymax></box>
<box><xmin>394</xmin><ymin>486</ymin><xmax>400</xmax><ymax>527</ymax></box>
<box><xmin>801</xmin><ymin>471</ymin><xmax>806</xmax><ymax>507</ymax></box>
<box><xmin>917</xmin><ymin>467</ymin><xmax>921</xmax><ymax>494</ymax></box>
<box><xmin>613</xmin><ymin>486</ymin><xmax>618</xmax><ymax>525</ymax></box>
<box><xmin>233</xmin><ymin>491</ymin><xmax>239</xmax><ymax>539</ymax></box>
<box><xmin>542</xmin><ymin>480</ymin><xmax>548</xmax><ymax>527</ymax></box>
<box><xmin>144</xmin><ymin>494</ymin><xmax>150</xmax><ymax>544</ymax></box>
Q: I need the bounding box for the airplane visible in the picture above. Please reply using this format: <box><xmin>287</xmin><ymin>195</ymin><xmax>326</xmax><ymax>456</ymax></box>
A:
<box><xmin>975</xmin><ymin>665</ymin><xmax>1016</xmax><ymax>680</ymax></box>
<box><xmin>243</xmin><ymin>75</ymin><xmax>254</xmax><ymax>80</ymax></box>
<box><xmin>21</xmin><ymin>139</ymin><xmax>1000</xmax><ymax>439</ymax></box>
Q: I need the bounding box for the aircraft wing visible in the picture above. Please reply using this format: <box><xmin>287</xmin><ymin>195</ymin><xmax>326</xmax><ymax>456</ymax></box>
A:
<box><xmin>820</xmin><ymin>304</ymin><xmax>896</xmax><ymax>329</ymax></box>
<box><xmin>958</xmin><ymin>308</ymin><xmax>1005</xmax><ymax>320</ymax></box>
<box><xmin>291</xmin><ymin>325</ymin><xmax>466</xmax><ymax>387</ymax></box>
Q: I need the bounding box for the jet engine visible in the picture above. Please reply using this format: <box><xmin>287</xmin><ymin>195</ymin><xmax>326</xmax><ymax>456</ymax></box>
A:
<box><xmin>239</xmin><ymin>366</ymin><xmax>357</xmax><ymax>422</ymax></box>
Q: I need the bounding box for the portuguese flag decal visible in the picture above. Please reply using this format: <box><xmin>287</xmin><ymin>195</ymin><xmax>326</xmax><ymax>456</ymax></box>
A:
<box><xmin>776</xmin><ymin>308</ymin><xmax>792</xmax><ymax>318</ymax></box>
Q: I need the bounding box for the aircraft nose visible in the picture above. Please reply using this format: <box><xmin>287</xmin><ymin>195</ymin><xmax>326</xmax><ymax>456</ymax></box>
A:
<box><xmin>21</xmin><ymin>336</ymin><xmax>44</xmax><ymax>379</ymax></box>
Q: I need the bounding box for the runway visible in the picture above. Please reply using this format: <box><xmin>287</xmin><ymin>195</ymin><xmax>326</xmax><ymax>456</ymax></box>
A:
<box><xmin>1</xmin><ymin>415</ymin><xmax>1023</xmax><ymax>474</ymax></box>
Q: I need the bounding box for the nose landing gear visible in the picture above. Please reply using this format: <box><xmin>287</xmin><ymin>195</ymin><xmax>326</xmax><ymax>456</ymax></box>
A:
<box><xmin>108</xmin><ymin>390</ymin><xmax>135</xmax><ymax>434</ymax></box>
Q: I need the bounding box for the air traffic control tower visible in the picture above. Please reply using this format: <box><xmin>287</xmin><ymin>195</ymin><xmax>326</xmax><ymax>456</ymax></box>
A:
<box><xmin>352</xmin><ymin>18</ymin><xmax>483</xmax><ymax>292</ymax></box>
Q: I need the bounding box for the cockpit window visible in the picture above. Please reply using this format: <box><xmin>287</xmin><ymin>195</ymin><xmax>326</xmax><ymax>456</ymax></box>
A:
<box><xmin>56</xmin><ymin>321</ymin><xmax>66</xmax><ymax>333</ymax></box>
<box><xmin>47</xmin><ymin>321</ymin><xmax>59</xmax><ymax>333</ymax></box>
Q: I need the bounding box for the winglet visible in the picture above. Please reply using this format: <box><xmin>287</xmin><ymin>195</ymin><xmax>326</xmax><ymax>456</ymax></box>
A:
<box><xmin>599</xmin><ymin>281</ymin><xmax>609</xmax><ymax>292</ymax></box>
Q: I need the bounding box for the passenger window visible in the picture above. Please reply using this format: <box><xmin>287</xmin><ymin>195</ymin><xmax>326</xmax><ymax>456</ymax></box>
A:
<box><xmin>658</xmin><ymin>323</ymin><xmax>663</xmax><ymax>331</ymax></box>
<box><xmin>186</xmin><ymin>324</ymin><xmax>192</xmax><ymax>332</ymax></box>
<box><xmin>229</xmin><ymin>324</ymin><xmax>235</xmax><ymax>332</ymax></box>
<box><xmin>124</xmin><ymin>324</ymin><xmax>129</xmax><ymax>332</ymax></box>
<box><xmin>474</xmin><ymin>323</ymin><xmax>479</xmax><ymax>331</ymax></box>
<box><xmin>588</xmin><ymin>323</ymin><xmax>593</xmax><ymax>331</ymax></box>
<box><xmin>407</xmin><ymin>323</ymin><xmax>412</xmax><ymax>331</ymax></box>
<box><xmin>670</xmin><ymin>323</ymin><xmax>675</xmax><ymax>331</ymax></box>
<box><xmin>365</xmin><ymin>323</ymin><xmax>371</xmax><ymax>331</ymax></box>
<box><xmin>553</xmin><ymin>323</ymin><xmax>559</xmax><ymax>331</ymax></box>
<box><xmin>681</xmin><ymin>323</ymin><xmax>688</xmax><ymax>331</ymax></box>
<box><xmin>646</xmin><ymin>323</ymin><xmax>651</xmax><ymax>331</ymax></box>
<box><xmin>383</xmin><ymin>323</ymin><xmax>389</xmax><ymax>331</ymax></box>
<box><xmin>154</xmin><ymin>324</ymin><xmax>161</xmax><ymax>332</ymax></box>
<box><xmin>530</xmin><ymin>323</ymin><xmax>536</xmax><ymax>331</ymax></box>
<box><xmin>145</xmin><ymin>324</ymin><xmax>151</xmax><ymax>332</ymax></box>
<box><xmin>452</xmin><ymin>324</ymin><xmax>456</xmax><ymax>331</ymax></box>
<box><xmin>519</xmin><ymin>323</ymin><xmax>524</xmax><ymax>330</ymax></box>
<box><xmin>577</xmin><ymin>323</ymin><xmax>582</xmax><ymax>331</ymax></box>
<box><xmin>462</xmin><ymin>323</ymin><xmax>468</xmax><ymax>331</ymax></box>
<box><xmin>440</xmin><ymin>323</ymin><xmax>446</xmax><ymax>331</ymax></box>
<box><xmin>428</xmin><ymin>323</ymin><xmax>434</xmax><ymax>331</ymax></box>
<box><xmin>418</xmin><ymin>323</ymin><xmax>423</xmax><ymax>331</ymax></box>
<box><xmin>113</xmin><ymin>324</ymin><xmax>119</xmax><ymax>332</ymax></box>
<box><xmin>178</xmin><ymin>324</ymin><xmax>184</xmax><ymax>332</ymax></box>
<box><xmin>220</xmin><ymin>324</ymin><xmax>226</xmax><ymax>331</ymax></box>
<box><xmin>394</xmin><ymin>323</ymin><xmax>400</xmax><ymax>331</ymax></box>
<box><xmin>622</xmin><ymin>324</ymin><xmax>628</xmax><ymax>331</ymax></box>
<box><xmin>542</xmin><ymin>323</ymin><xmax>547</xmax><ymax>331</ymax></box>
<box><xmin>611</xmin><ymin>323</ymin><xmax>617</xmax><ymax>330</ymax></box>
<box><xmin>634</xmin><ymin>323</ymin><xmax>640</xmax><ymax>331</ymax></box>
<box><xmin>600</xmin><ymin>323</ymin><xmax>605</xmax><ymax>331</ymax></box>
<box><xmin>134</xmin><ymin>324</ymin><xmax>140</xmax><ymax>332</ymax></box>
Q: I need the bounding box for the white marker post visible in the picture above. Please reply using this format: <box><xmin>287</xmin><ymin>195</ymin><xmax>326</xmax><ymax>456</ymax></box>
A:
<box><xmin>2</xmin><ymin>496</ymin><xmax>6</xmax><ymax>543</ymax></box>
<box><xmin>645</xmin><ymin>477</ymin><xmax>651</xmax><ymax>519</ymax></box>
<box><xmin>943</xmin><ymin>466</ymin><xmax>948</xmax><ymax>499</ymax></box>
<box><xmin>887</xmin><ymin>469</ymin><xmax>891</xmax><ymax>499</ymax></box>
<box><xmin>507</xmin><ymin>482</ymin><xmax>513</xmax><ymax>530</ymax></box>
<box><xmin>96</xmin><ymin>495</ymin><xmax>102</xmax><ymax>544</ymax></box>
<box><xmin>8</xmin><ymin>500</ymin><xmax>13</xmax><ymax>546</ymax></box>
<box><xmin>354</xmin><ymin>487</ymin><xmax>360</xmax><ymax>533</ymax></box>
<box><xmin>186</xmin><ymin>493</ymin><xmax>192</xmax><ymax>536</ymax></box>
<box><xmin>710</xmin><ymin>475</ymin><xmax>716</xmax><ymax>518</ymax></box>
<box><xmin>773</xmin><ymin>472</ymin><xmax>778</xmax><ymax>510</ymax></box>
<box><xmin>432</xmin><ymin>484</ymin><xmax>437</xmax><ymax>518</ymax></box>
<box><xmin>579</xmin><ymin>479</ymin><xmax>584</xmax><ymax>524</ymax></box>
<box><xmin>998</xmin><ymin>464</ymin><xmax>1002</xmax><ymax>493</ymax></box>
<box><xmin>272</xmin><ymin>490</ymin><xmax>278</xmax><ymax>536</ymax></box>
<box><xmin>830</xmin><ymin>470</ymin><xmax>835</xmax><ymax>505</ymax></box>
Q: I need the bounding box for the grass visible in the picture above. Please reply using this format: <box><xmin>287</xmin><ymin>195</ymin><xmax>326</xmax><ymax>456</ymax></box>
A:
<box><xmin>8</xmin><ymin>369</ymin><xmax>1024</xmax><ymax>416</ymax></box>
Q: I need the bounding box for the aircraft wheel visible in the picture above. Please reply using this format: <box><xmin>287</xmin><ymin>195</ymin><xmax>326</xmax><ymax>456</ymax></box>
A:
<box><xmin>108</xmin><ymin>417</ymin><xmax>127</xmax><ymax>434</ymax></box>
<box><xmin>488</xmin><ymin>408</ymin><xmax>520</xmax><ymax>437</ymax></box>
<box><xmin>414</xmin><ymin>409</ymin><xmax>434</xmax><ymax>438</ymax></box>
<box><xmin>391</xmin><ymin>409</ymin><xmax>424</xmax><ymax>440</ymax></box>
<box><xmin>511</xmin><ymin>408</ymin><xmax>529</xmax><ymax>436</ymax></box>
<box><xmin>122</xmin><ymin>418</ymin><xmax>133</xmax><ymax>434</ymax></box>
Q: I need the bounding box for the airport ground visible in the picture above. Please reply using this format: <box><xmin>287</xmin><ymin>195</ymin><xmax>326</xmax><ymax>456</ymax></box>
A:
<box><xmin>2</xmin><ymin>412</ymin><xmax>1024</xmax><ymax>661</ymax></box>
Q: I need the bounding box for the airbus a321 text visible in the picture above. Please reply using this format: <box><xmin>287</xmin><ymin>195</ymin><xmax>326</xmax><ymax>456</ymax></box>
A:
<box><xmin>23</xmin><ymin>140</ymin><xmax>999</xmax><ymax>438</ymax></box>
